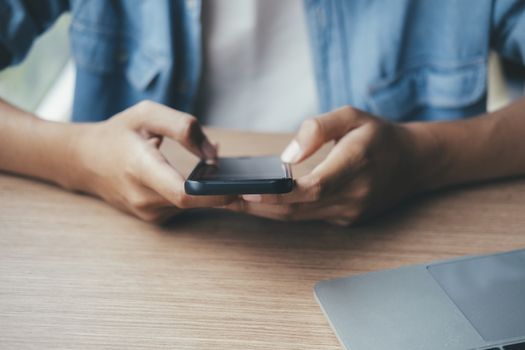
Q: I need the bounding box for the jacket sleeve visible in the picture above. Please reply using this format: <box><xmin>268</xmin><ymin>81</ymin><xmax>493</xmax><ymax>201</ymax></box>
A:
<box><xmin>492</xmin><ymin>0</ymin><xmax>525</xmax><ymax>65</ymax></box>
<box><xmin>0</xmin><ymin>0</ymin><xmax>68</xmax><ymax>69</ymax></box>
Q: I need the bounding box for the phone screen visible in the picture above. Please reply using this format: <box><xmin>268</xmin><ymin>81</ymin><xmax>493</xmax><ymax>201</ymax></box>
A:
<box><xmin>190</xmin><ymin>156</ymin><xmax>290</xmax><ymax>181</ymax></box>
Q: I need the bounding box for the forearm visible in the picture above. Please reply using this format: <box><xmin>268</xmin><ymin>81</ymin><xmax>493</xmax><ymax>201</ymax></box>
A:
<box><xmin>407</xmin><ymin>97</ymin><xmax>525</xmax><ymax>192</ymax></box>
<box><xmin>0</xmin><ymin>99</ymin><xmax>82</xmax><ymax>189</ymax></box>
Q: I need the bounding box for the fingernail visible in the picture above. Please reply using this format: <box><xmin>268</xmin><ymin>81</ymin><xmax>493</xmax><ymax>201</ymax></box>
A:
<box><xmin>281</xmin><ymin>140</ymin><xmax>301</xmax><ymax>163</ymax></box>
<box><xmin>242</xmin><ymin>194</ymin><xmax>261</xmax><ymax>202</ymax></box>
<box><xmin>201</xmin><ymin>139</ymin><xmax>217</xmax><ymax>159</ymax></box>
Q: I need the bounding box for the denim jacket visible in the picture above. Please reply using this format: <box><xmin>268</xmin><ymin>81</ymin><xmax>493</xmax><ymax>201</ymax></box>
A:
<box><xmin>1</xmin><ymin>0</ymin><xmax>524</xmax><ymax>123</ymax></box>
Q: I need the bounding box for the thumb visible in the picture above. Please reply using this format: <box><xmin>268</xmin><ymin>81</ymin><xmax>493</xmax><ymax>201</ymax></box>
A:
<box><xmin>281</xmin><ymin>106</ymin><xmax>366</xmax><ymax>164</ymax></box>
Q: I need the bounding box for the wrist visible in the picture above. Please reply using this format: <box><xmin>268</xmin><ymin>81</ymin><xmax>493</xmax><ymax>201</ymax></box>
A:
<box><xmin>401</xmin><ymin>121</ymin><xmax>448</xmax><ymax>194</ymax></box>
<box><xmin>57</xmin><ymin>122</ymin><xmax>99</xmax><ymax>192</ymax></box>
<box><xmin>0</xmin><ymin>100</ymin><xmax>100</xmax><ymax>193</ymax></box>
<box><xmin>37</xmin><ymin>120</ymin><xmax>95</xmax><ymax>192</ymax></box>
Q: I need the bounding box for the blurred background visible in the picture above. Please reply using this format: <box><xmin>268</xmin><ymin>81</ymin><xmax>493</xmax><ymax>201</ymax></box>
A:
<box><xmin>0</xmin><ymin>14</ymin><xmax>515</xmax><ymax>123</ymax></box>
<box><xmin>0</xmin><ymin>14</ymin><xmax>74</xmax><ymax>122</ymax></box>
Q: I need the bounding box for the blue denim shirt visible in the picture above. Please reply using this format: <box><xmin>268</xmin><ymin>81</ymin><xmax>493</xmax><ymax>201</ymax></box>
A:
<box><xmin>1</xmin><ymin>0</ymin><xmax>524</xmax><ymax>124</ymax></box>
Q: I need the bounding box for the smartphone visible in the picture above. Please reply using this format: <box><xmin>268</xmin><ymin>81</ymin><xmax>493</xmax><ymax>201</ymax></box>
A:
<box><xmin>185</xmin><ymin>155</ymin><xmax>293</xmax><ymax>195</ymax></box>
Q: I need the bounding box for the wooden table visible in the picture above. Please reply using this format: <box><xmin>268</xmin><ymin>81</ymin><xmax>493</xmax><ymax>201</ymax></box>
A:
<box><xmin>1</xmin><ymin>129</ymin><xmax>525</xmax><ymax>349</ymax></box>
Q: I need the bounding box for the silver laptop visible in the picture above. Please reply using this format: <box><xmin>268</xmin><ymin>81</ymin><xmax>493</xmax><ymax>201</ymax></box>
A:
<box><xmin>315</xmin><ymin>248</ymin><xmax>525</xmax><ymax>350</ymax></box>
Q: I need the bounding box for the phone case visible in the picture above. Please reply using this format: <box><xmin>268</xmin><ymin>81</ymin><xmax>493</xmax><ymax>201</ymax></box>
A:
<box><xmin>184</xmin><ymin>160</ymin><xmax>293</xmax><ymax>196</ymax></box>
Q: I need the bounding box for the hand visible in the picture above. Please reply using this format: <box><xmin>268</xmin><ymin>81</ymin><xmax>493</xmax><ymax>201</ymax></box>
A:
<box><xmin>68</xmin><ymin>100</ymin><xmax>234</xmax><ymax>222</ymax></box>
<box><xmin>231</xmin><ymin>106</ymin><xmax>422</xmax><ymax>226</ymax></box>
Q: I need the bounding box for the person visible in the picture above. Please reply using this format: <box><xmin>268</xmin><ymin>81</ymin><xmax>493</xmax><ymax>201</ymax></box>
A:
<box><xmin>1</xmin><ymin>0</ymin><xmax>524</xmax><ymax>225</ymax></box>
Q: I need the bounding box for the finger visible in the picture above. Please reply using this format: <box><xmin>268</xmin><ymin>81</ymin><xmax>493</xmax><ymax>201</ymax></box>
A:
<box><xmin>281</xmin><ymin>106</ymin><xmax>367</xmax><ymax>164</ymax></box>
<box><xmin>258</xmin><ymin>122</ymin><xmax>372</xmax><ymax>205</ymax></box>
<box><xmin>108</xmin><ymin>189</ymin><xmax>174</xmax><ymax>223</ymax></box>
<box><xmin>131</xmin><ymin>205</ymin><xmax>181</xmax><ymax>224</ymax></box>
<box><xmin>129</xmin><ymin>100</ymin><xmax>217</xmax><ymax>159</ymax></box>
<box><xmin>235</xmin><ymin>201</ymin><xmax>348</xmax><ymax>222</ymax></box>
<box><xmin>245</xmin><ymin>131</ymin><xmax>368</xmax><ymax>205</ymax></box>
<box><xmin>327</xmin><ymin>219</ymin><xmax>354</xmax><ymax>227</ymax></box>
<box><xmin>224</xmin><ymin>200</ymin><xmax>298</xmax><ymax>221</ymax></box>
<box><xmin>242</xmin><ymin>175</ymin><xmax>320</xmax><ymax>204</ymax></box>
<box><xmin>307</xmin><ymin>123</ymin><xmax>373</xmax><ymax>196</ymax></box>
<box><xmin>227</xmin><ymin>197</ymin><xmax>340</xmax><ymax>219</ymax></box>
<box><xmin>147</xmin><ymin>136</ymin><xmax>163</xmax><ymax>148</ymax></box>
<box><xmin>128</xmin><ymin>184</ymin><xmax>174</xmax><ymax>209</ymax></box>
<box><xmin>137</xmin><ymin>147</ymin><xmax>235</xmax><ymax>209</ymax></box>
<box><xmin>177</xmin><ymin>193</ymin><xmax>237</xmax><ymax>209</ymax></box>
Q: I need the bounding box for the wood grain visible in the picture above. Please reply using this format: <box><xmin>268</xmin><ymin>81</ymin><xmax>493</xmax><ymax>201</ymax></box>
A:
<box><xmin>1</xmin><ymin>129</ymin><xmax>525</xmax><ymax>349</ymax></box>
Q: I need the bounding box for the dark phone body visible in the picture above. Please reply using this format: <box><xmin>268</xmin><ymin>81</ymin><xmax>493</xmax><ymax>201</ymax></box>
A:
<box><xmin>185</xmin><ymin>156</ymin><xmax>293</xmax><ymax>195</ymax></box>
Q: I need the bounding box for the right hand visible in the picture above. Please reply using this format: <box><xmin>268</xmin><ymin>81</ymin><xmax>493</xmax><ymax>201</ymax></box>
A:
<box><xmin>67</xmin><ymin>100</ymin><xmax>235</xmax><ymax>223</ymax></box>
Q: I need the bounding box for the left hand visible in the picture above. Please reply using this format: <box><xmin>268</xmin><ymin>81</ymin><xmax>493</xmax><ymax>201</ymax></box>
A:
<box><xmin>227</xmin><ymin>106</ymin><xmax>423</xmax><ymax>226</ymax></box>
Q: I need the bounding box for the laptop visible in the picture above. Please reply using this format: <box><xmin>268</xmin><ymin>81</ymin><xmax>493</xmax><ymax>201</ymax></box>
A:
<box><xmin>315</xmin><ymin>248</ymin><xmax>525</xmax><ymax>350</ymax></box>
